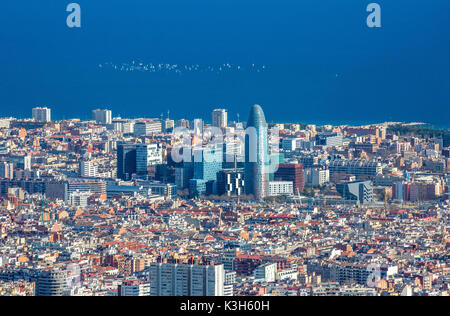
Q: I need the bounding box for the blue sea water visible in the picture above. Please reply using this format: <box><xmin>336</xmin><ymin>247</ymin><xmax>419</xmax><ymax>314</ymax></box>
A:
<box><xmin>0</xmin><ymin>0</ymin><xmax>449</xmax><ymax>126</ymax></box>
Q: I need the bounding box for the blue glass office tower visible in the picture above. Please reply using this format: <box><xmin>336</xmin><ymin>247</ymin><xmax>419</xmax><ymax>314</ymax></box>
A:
<box><xmin>244</xmin><ymin>104</ymin><xmax>269</xmax><ymax>200</ymax></box>
<box><xmin>189</xmin><ymin>147</ymin><xmax>223</xmax><ymax>197</ymax></box>
<box><xmin>117</xmin><ymin>142</ymin><xmax>137</xmax><ymax>181</ymax></box>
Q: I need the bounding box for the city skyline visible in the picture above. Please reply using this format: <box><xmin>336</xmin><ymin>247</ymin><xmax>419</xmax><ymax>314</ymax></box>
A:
<box><xmin>0</xmin><ymin>97</ymin><xmax>449</xmax><ymax>298</ymax></box>
<box><xmin>0</xmin><ymin>0</ymin><xmax>448</xmax><ymax>300</ymax></box>
<box><xmin>2</xmin><ymin>105</ymin><xmax>448</xmax><ymax>130</ymax></box>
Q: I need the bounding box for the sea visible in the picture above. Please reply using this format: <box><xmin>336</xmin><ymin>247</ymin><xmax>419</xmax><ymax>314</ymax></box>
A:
<box><xmin>0</xmin><ymin>0</ymin><xmax>449</xmax><ymax>128</ymax></box>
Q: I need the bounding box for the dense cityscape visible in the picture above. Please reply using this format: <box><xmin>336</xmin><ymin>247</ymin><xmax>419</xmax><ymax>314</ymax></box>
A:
<box><xmin>0</xmin><ymin>104</ymin><xmax>448</xmax><ymax>296</ymax></box>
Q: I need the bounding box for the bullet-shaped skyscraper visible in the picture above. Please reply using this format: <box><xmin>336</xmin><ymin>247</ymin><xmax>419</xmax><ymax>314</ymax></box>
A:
<box><xmin>244</xmin><ymin>104</ymin><xmax>269</xmax><ymax>200</ymax></box>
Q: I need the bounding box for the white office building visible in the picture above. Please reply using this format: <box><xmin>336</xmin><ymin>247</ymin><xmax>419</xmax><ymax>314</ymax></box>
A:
<box><xmin>0</xmin><ymin>162</ymin><xmax>14</xmax><ymax>179</ymax></box>
<box><xmin>312</xmin><ymin>168</ymin><xmax>330</xmax><ymax>186</ymax></box>
<box><xmin>69</xmin><ymin>190</ymin><xmax>91</xmax><ymax>208</ymax></box>
<box><xmin>92</xmin><ymin>109</ymin><xmax>112</xmax><ymax>124</ymax></box>
<box><xmin>32</xmin><ymin>107</ymin><xmax>51</xmax><ymax>123</ymax></box>
<box><xmin>79</xmin><ymin>160</ymin><xmax>98</xmax><ymax>178</ymax></box>
<box><xmin>136</xmin><ymin>144</ymin><xmax>162</xmax><ymax>175</ymax></box>
<box><xmin>192</xmin><ymin>119</ymin><xmax>203</xmax><ymax>136</ymax></box>
<box><xmin>134</xmin><ymin>120</ymin><xmax>162</xmax><ymax>136</ymax></box>
<box><xmin>212</xmin><ymin>109</ymin><xmax>228</xmax><ymax>128</ymax></box>
<box><xmin>269</xmin><ymin>181</ymin><xmax>294</xmax><ymax>196</ymax></box>
<box><xmin>282</xmin><ymin>138</ymin><xmax>303</xmax><ymax>151</ymax></box>
<box><xmin>254</xmin><ymin>263</ymin><xmax>277</xmax><ymax>283</ymax></box>
<box><xmin>150</xmin><ymin>263</ymin><xmax>224</xmax><ymax>296</ymax></box>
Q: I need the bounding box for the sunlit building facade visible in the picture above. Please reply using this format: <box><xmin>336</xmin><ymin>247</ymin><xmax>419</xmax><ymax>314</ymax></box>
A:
<box><xmin>244</xmin><ymin>104</ymin><xmax>269</xmax><ymax>200</ymax></box>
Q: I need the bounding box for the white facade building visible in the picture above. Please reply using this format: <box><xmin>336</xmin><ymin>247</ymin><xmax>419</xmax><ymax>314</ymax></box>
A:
<box><xmin>32</xmin><ymin>107</ymin><xmax>51</xmax><ymax>123</ymax></box>
<box><xmin>254</xmin><ymin>263</ymin><xmax>277</xmax><ymax>282</ymax></box>
<box><xmin>0</xmin><ymin>162</ymin><xmax>14</xmax><ymax>179</ymax></box>
<box><xmin>119</xmin><ymin>281</ymin><xmax>150</xmax><ymax>296</ymax></box>
<box><xmin>269</xmin><ymin>181</ymin><xmax>294</xmax><ymax>196</ymax></box>
<box><xmin>79</xmin><ymin>160</ymin><xmax>98</xmax><ymax>178</ymax></box>
<box><xmin>69</xmin><ymin>190</ymin><xmax>91</xmax><ymax>208</ymax></box>
<box><xmin>134</xmin><ymin>121</ymin><xmax>162</xmax><ymax>136</ymax></box>
<box><xmin>312</xmin><ymin>168</ymin><xmax>330</xmax><ymax>186</ymax></box>
<box><xmin>136</xmin><ymin>144</ymin><xmax>163</xmax><ymax>175</ymax></box>
<box><xmin>92</xmin><ymin>109</ymin><xmax>112</xmax><ymax>124</ymax></box>
<box><xmin>282</xmin><ymin>138</ymin><xmax>303</xmax><ymax>151</ymax></box>
<box><xmin>150</xmin><ymin>263</ymin><xmax>224</xmax><ymax>296</ymax></box>
<box><xmin>212</xmin><ymin>109</ymin><xmax>228</xmax><ymax>128</ymax></box>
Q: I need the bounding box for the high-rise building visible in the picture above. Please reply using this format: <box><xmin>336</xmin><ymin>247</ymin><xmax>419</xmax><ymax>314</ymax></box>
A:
<box><xmin>312</xmin><ymin>168</ymin><xmax>330</xmax><ymax>186</ymax></box>
<box><xmin>192</xmin><ymin>119</ymin><xmax>203</xmax><ymax>136</ymax></box>
<box><xmin>222</xmin><ymin>140</ymin><xmax>244</xmax><ymax>169</ymax></box>
<box><xmin>0</xmin><ymin>162</ymin><xmax>14</xmax><ymax>179</ymax></box>
<box><xmin>35</xmin><ymin>269</ymin><xmax>68</xmax><ymax>296</ymax></box>
<box><xmin>67</xmin><ymin>179</ymin><xmax>106</xmax><ymax>197</ymax></box>
<box><xmin>188</xmin><ymin>147</ymin><xmax>223</xmax><ymax>197</ymax></box>
<box><xmin>392</xmin><ymin>182</ymin><xmax>410</xmax><ymax>201</ymax></box>
<box><xmin>216</xmin><ymin>169</ymin><xmax>244</xmax><ymax>197</ymax></box>
<box><xmin>336</xmin><ymin>181</ymin><xmax>374</xmax><ymax>204</ymax></box>
<box><xmin>69</xmin><ymin>190</ymin><xmax>91</xmax><ymax>207</ymax></box>
<box><xmin>212</xmin><ymin>109</ymin><xmax>228</xmax><ymax>128</ymax></box>
<box><xmin>123</xmin><ymin>121</ymin><xmax>135</xmax><ymax>134</ymax></box>
<box><xmin>118</xmin><ymin>280</ymin><xmax>151</xmax><ymax>296</ymax></box>
<box><xmin>328</xmin><ymin>159</ymin><xmax>382</xmax><ymax>180</ymax></box>
<box><xmin>32</xmin><ymin>107</ymin><xmax>51</xmax><ymax>123</ymax></box>
<box><xmin>282</xmin><ymin>138</ymin><xmax>304</xmax><ymax>151</ymax></box>
<box><xmin>92</xmin><ymin>109</ymin><xmax>112</xmax><ymax>124</ymax></box>
<box><xmin>444</xmin><ymin>132</ymin><xmax>450</xmax><ymax>148</ymax></box>
<box><xmin>134</xmin><ymin>120</ymin><xmax>162</xmax><ymax>136</ymax></box>
<box><xmin>79</xmin><ymin>160</ymin><xmax>98</xmax><ymax>178</ymax></box>
<box><xmin>9</xmin><ymin>154</ymin><xmax>32</xmax><ymax>171</ymax></box>
<box><xmin>136</xmin><ymin>144</ymin><xmax>163</xmax><ymax>175</ymax></box>
<box><xmin>274</xmin><ymin>163</ymin><xmax>305</xmax><ymax>194</ymax></box>
<box><xmin>316</xmin><ymin>132</ymin><xmax>343</xmax><ymax>147</ymax></box>
<box><xmin>163</xmin><ymin>119</ymin><xmax>175</xmax><ymax>133</ymax></box>
<box><xmin>253</xmin><ymin>263</ymin><xmax>277</xmax><ymax>282</ymax></box>
<box><xmin>175</xmin><ymin>119</ymin><xmax>190</xmax><ymax>129</ymax></box>
<box><xmin>244</xmin><ymin>104</ymin><xmax>269</xmax><ymax>200</ymax></box>
<box><xmin>175</xmin><ymin>163</ymin><xmax>194</xmax><ymax>190</ymax></box>
<box><xmin>193</xmin><ymin>147</ymin><xmax>222</xmax><ymax>182</ymax></box>
<box><xmin>149</xmin><ymin>263</ymin><xmax>224</xmax><ymax>296</ymax></box>
<box><xmin>117</xmin><ymin>143</ymin><xmax>137</xmax><ymax>181</ymax></box>
<box><xmin>117</xmin><ymin>143</ymin><xmax>162</xmax><ymax>180</ymax></box>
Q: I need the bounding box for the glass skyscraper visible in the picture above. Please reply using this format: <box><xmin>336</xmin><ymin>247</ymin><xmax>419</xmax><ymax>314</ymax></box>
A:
<box><xmin>117</xmin><ymin>142</ymin><xmax>137</xmax><ymax>181</ymax></box>
<box><xmin>244</xmin><ymin>104</ymin><xmax>269</xmax><ymax>200</ymax></box>
<box><xmin>189</xmin><ymin>147</ymin><xmax>223</xmax><ymax>197</ymax></box>
<box><xmin>117</xmin><ymin>142</ymin><xmax>162</xmax><ymax>180</ymax></box>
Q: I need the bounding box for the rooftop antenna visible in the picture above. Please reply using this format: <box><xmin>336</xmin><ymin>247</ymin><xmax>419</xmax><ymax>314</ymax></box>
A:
<box><xmin>167</xmin><ymin>110</ymin><xmax>170</xmax><ymax>120</ymax></box>
<box><xmin>237</xmin><ymin>113</ymin><xmax>240</xmax><ymax>123</ymax></box>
